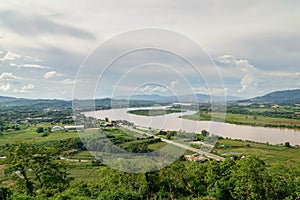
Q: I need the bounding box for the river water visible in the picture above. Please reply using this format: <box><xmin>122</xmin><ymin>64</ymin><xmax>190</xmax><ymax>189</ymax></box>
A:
<box><xmin>84</xmin><ymin>107</ymin><xmax>300</xmax><ymax>145</ymax></box>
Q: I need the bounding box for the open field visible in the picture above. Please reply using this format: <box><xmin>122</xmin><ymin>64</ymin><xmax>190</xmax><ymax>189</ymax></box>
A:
<box><xmin>215</xmin><ymin>139</ymin><xmax>300</xmax><ymax>166</ymax></box>
<box><xmin>0</xmin><ymin>128</ymin><xmax>78</xmax><ymax>147</ymax></box>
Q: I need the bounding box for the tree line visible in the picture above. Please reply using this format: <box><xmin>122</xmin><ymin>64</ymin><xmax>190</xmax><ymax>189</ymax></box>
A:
<box><xmin>1</xmin><ymin>143</ymin><xmax>300</xmax><ymax>199</ymax></box>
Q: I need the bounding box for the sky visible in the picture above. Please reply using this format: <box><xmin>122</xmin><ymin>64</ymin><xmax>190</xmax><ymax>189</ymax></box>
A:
<box><xmin>0</xmin><ymin>0</ymin><xmax>299</xmax><ymax>99</ymax></box>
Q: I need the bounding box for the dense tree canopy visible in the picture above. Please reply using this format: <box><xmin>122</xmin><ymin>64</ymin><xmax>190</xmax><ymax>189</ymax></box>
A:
<box><xmin>2</xmin><ymin>143</ymin><xmax>72</xmax><ymax>197</ymax></box>
<box><xmin>1</xmin><ymin>144</ymin><xmax>300</xmax><ymax>199</ymax></box>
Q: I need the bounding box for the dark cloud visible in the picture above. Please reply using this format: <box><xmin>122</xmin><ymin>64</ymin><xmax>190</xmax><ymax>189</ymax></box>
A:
<box><xmin>0</xmin><ymin>10</ymin><xmax>96</xmax><ymax>40</ymax></box>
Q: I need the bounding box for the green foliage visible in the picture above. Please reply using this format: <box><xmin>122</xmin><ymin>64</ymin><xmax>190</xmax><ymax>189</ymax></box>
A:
<box><xmin>36</xmin><ymin>127</ymin><xmax>44</xmax><ymax>133</ymax></box>
<box><xmin>0</xmin><ymin>187</ymin><xmax>12</xmax><ymax>200</ymax></box>
<box><xmin>216</xmin><ymin>139</ymin><xmax>300</xmax><ymax>166</ymax></box>
<box><xmin>3</xmin><ymin>143</ymin><xmax>73</xmax><ymax>197</ymax></box>
<box><xmin>128</xmin><ymin>109</ymin><xmax>183</xmax><ymax>116</ymax></box>
<box><xmin>230</xmin><ymin>156</ymin><xmax>266</xmax><ymax>200</ymax></box>
<box><xmin>1</xmin><ymin>154</ymin><xmax>300</xmax><ymax>199</ymax></box>
<box><xmin>201</xmin><ymin>130</ymin><xmax>210</xmax><ymax>137</ymax></box>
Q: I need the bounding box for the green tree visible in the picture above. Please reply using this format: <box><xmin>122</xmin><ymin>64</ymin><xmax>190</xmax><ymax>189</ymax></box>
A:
<box><xmin>263</xmin><ymin>165</ymin><xmax>294</xmax><ymax>199</ymax></box>
<box><xmin>205</xmin><ymin>159</ymin><xmax>235</xmax><ymax>199</ymax></box>
<box><xmin>3</xmin><ymin>143</ymin><xmax>72</xmax><ymax>197</ymax></box>
<box><xmin>36</xmin><ymin>127</ymin><xmax>44</xmax><ymax>133</ymax></box>
<box><xmin>201</xmin><ymin>130</ymin><xmax>210</xmax><ymax>137</ymax></box>
<box><xmin>0</xmin><ymin>187</ymin><xmax>12</xmax><ymax>200</ymax></box>
<box><xmin>230</xmin><ymin>156</ymin><xmax>266</xmax><ymax>200</ymax></box>
<box><xmin>284</xmin><ymin>142</ymin><xmax>291</xmax><ymax>148</ymax></box>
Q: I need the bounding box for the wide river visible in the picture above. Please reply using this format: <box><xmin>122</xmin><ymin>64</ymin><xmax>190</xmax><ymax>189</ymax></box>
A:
<box><xmin>84</xmin><ymin>107</ymin><xmax>300</xmax><ymax>145</ymax></box>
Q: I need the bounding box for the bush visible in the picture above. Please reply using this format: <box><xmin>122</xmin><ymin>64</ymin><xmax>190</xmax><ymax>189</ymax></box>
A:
<box><xmin>41</xmin><ymin>132</ymin><xmax>49</xmax><ymax>137</ymax></box>
<box><xmin>36</xmin><ymin>127</ymin><xmax>44</xmax><ymax>133</ymax></box>
<box><xmin>284</xmin><ymin>142</ymin><xmax>291</xmax><ymax>148</ymax></box>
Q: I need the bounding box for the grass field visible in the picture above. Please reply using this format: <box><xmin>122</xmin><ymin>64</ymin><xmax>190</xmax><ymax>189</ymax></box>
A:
<box><xmin>66</xmin><ymin>162</ymin><xmax>102</xmax><ymax>181</ymax></box>
<box><xmin>183</xmin><ymin>112</ymin><xmax>300</xmax><ymax>129</ymax></box>
<box><xmin>215</xmin><ymin>139</ymin><xmax>300</xmax><ymax>166</ymax></box>
<box><xmin>0</xmin><ymin>129</ymin><xmax>78</xmax><ymax>147</ymax></box>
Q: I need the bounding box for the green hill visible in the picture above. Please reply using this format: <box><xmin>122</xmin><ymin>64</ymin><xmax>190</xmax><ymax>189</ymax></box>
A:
<box><xmin>249</xmin><ymin>89</ymin><xmax>300</xmax><ymax>104</ymax></box>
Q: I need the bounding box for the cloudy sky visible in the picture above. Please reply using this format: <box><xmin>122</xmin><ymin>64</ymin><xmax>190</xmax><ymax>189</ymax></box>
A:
<box><xmin>0</xmin><ymin>0</ymin><xmax>299</xmax><ymax>99</ymax></box>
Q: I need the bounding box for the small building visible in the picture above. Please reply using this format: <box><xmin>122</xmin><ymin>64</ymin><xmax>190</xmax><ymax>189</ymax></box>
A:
<box><xmin>51</xmin><ymin>125</ymin><xmax>63</xmax><ymax>132</ymax></box>
<box><xmin>184</xmin><ymin>154</ymin><xmax>206</xmax><ymax>162</ymax></box>
<box><xmin>64</xmin><ymin>125</ymin><xmax>85</xmax><ymax>131</ymax></box>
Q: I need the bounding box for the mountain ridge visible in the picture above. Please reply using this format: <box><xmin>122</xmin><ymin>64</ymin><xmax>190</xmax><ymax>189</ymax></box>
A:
<box><xmin>1</xmin><ymin>89</ymin><xmax>300</xmax><ymax>107</ymax></box>
<box><xmin>242</xmin><ymin>89</ymin><xmax>300</xmax><ymax>104</ymax></box>
<box><xmin>118</xmin><ymin>93</ymin><xmax>239</xmax><ymax>103</ymax></box>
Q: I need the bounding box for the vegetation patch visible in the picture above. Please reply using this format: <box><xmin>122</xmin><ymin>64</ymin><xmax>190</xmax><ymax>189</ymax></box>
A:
<box><xmin>183</xmin><ymin>111</ymin><xmax>300</xmax><ymax>129</ymax></box>
<box><xmin>128</xmin><ymin>108</ymin><xmax>183</xmax><ymax>116</ymax></box>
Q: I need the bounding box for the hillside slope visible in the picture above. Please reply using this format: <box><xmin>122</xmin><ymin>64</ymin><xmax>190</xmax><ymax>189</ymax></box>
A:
<box><xmin>248</xmin><ymin>89</ymin><xmax>300</xmax><ymax>103</ymax></box>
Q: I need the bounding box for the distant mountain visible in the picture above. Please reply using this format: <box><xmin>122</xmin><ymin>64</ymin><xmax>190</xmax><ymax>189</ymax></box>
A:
<box><xmin>0</xmin><ymin>96</ymin><xmax>71</xmax><ymax>109</ymax></box>
<box><xmin>73</xmin><ymin>98</ymin><xmax>158</xmax><ymax>111</ymax></box>
<box><xmin>128</xmin><ymin>94</ymin><xmax>177</xmax><ymax>102</ymax></box>
<box><xmin>120</xmin><ymin>93</ymin><xmax>239</xmax><ymax>103</ymax></box>
<box><xmin>245</xmin><ymin>89</ymin><xmax>300</xmax><ymax>104</ymax></box>
<box><xmin>0</xmin><ymin>96</ymin><xmax>18</xmax><ymax>103</ymax></box>
<box><xmin>0</xmin><ymin>96</ymin><xmax>158</xmax><ymax>110</ymax></box>
<box><xmin>0</xmin><ymin>92</ymin><xmax>240</xmax><ymax>110</ymax></box>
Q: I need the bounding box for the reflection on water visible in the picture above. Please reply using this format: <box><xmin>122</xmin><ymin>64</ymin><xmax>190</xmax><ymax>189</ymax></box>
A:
<box><xmin>84</xmin><ymin>107</ymin><xmax>300</xmax><ymax>145</ymax></box>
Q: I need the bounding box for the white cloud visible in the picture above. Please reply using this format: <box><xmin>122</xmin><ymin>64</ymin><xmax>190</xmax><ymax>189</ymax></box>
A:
<box><xmin>170</xmin><ymin>80</ymin><xmax>179</xmax><ymax>88</ymax></box>
<box><xmin>10</xmin><ymin>62</ymin><xmax>17</xmax><ymax>67</ymax></box>
<box><xmin>0</xmin><ymin>83</ymin><xmax>11</xmax><ymax>91</ymax></box>
<box><xmin>238</xmin><ymin>74</ymin><xmax>262</xmax><ymax>93</ymax></box>
<box><xmin>193</xmin><ymin>87</ymin><xmax>228</xmax><ymax>95</ymax></box>
<box><xmin>216</xmin><ymin>54</ymin><xmax>256</xmax><ymax>72</ymax></box>
<box><xmin>21</xmin><ymin>84</ymin><xmax>34</xmax><ymax>90</ymax></box>
<box><xmin>44</xmin><ymin>71</ymin><xmax>63</xmax><ymax>79</ymax></box>
<box><xmin>216</xmin><ymin>54</ymin><xmax>300</xmax><ymax>95</ymax></box>
<box><xmin>216</xmin><ymin>54</ymin><xmax>235</xmax><ymax>64</ymax></box>
<box><xmin>0</xmin><ymin>51</ymin><xmax>21</xmax><ymax>61</ymax></box>
<box><xmin>0</xmin><ymin>72</ymin><xmax>21</xmax><ymax>80</ymax></box>
<box><xmin>18</xmin><ymin>64</ymin><xmax>50</xmax><ymax>69</ymax></box>
<box><xmin>137</xmin><ymin>85</ymin><xmax>168</xmax><ymax>94</ymax></box>
<box><xmin>24</xmin><ymin>56</ymin><xmax>43</xmax><ymax>62</ymax></box>
<box><xmin>61</xmin><ymin>78</ymin><xmax>75</xmax><ymax>85</ymax></box>
<box><xmin>14</xmin><ymin>84</ymin><xmax>35</xmax><ymax>93</ymax></box>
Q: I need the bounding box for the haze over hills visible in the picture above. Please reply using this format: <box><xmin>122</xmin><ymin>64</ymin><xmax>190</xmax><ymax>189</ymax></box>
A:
<box><xmin>1</xmin><ymin>89</ymin><xmax>300</xmax><ymax>108</ymax></box>
<box><xmin>118</xmin><ymin>93</ymin><xmax>240</xmax><ymax>103</ymax></box>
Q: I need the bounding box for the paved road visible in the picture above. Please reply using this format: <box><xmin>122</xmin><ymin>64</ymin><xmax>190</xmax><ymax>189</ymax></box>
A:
<box><xmin>124</xmin><ymin>126</ymin><xmax>224</xmax><ymax>161</ymax></box>
<box><xmin>59</xmin><ymin>156</ymin><xmax>90</xmax><ymax>163</ymax></box>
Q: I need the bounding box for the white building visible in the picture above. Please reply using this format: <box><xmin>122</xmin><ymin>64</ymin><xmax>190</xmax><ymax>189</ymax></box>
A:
<box><xmin>64</xmin><ymin>125</ymin><xmax>85</xmax><ymax>131</ymax></box>
<box><xmin>51</xmin><ymin>125</ymin><xmax>63</xmax><ymax>132</ymax></box>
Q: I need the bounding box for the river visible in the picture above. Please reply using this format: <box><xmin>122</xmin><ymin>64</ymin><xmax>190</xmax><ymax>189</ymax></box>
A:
<box><xmin>84</xmin><ymin>107</ymin><xmax>300</xmax><ymax>145</ymax></box>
